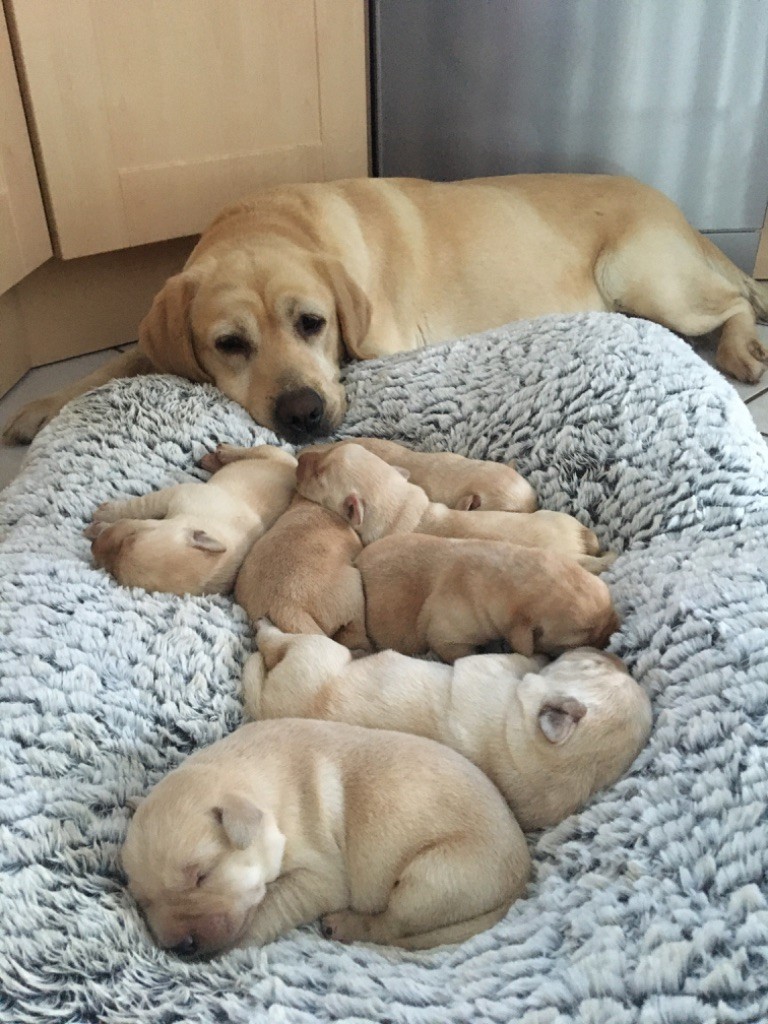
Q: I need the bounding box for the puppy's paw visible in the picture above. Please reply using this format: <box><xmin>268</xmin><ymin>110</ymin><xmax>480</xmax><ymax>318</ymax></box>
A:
<box><xmin>91</xmin><ymin>501</ymin><xmax>122</xmax><ymax>524</ymax></box>
<box><xmin>320</xmin><ymin>910</ymin><xmax>371</xmax><ymax>944</ymax></box>
<box><xmin>197</xmin><ymin>450</ymin><xmax>225</xmax><ymax>473</ymax></box>
<box><xmin>2</xmin><ymin>396</ymin><xmax>61</xmax><ymax>445</ymax></box>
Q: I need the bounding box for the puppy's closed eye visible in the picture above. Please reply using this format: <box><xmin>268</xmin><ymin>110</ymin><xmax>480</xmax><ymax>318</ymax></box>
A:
<box><xmin>215</xmin><ymin>334</ymin><xmax>252</xmax><ymax>358</ymax></box>
<box><xmin>296</xmin><ymin>313</ymin><xmax>326</xmax><ymax>339</ymax></box>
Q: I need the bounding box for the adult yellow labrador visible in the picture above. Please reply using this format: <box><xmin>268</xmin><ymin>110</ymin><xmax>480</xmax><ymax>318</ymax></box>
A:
<box><xmin>5</xmin><ymin>174</ymin><xmax>767</xmax><ymax>445</ymax></box>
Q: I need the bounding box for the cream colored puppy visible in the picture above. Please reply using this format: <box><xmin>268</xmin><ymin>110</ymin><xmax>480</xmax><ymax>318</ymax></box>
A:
<box><xmin>354</xmin><ymin>534</ymin><xmax>618</xmax><ymax>661</ymax></box>
<box><xmin>234</xmin><ymin>495</ymin><xmax>367</xmax><ymax>645</ymax></box>
<box><xmin>297</xmin><ymin>444</ymin><xmax>609</xmax><ymax>570</ymax></box>
<box><xmin>84</xmin><ymin>446</ymin><xmax>296</xmax><ymax>595</ymax></box>
<box><xmin>245</xmin><ymin>622</ymin><xmax>652</xmax><ymax>830</ymax></box>
<box><xmin>305</xmin><ymin>437</ymin><xmax>538</xmax><ymax>512</ymax></box>
<box><xmin>122</xmin><ymin>718</ymin><xmax>530</xmax><ymax>954</ymax></box>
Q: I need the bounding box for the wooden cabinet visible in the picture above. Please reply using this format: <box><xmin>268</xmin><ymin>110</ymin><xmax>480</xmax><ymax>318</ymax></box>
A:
<box><xmin>9</xmin><ymin>0</ymin><xmax>369</xmax><ymax>259</ymax></box>
<box><xmin>0</xmin><ymin>2</ymin><xmax>51</xmax><ymax>294</ymax></box>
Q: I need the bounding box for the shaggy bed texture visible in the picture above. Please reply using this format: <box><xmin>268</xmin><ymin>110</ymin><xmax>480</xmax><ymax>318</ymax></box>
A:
<box><xmin>1</xmin><ymin>313</ymin><xmax>768</xmax><ymax>1024</ymax></box>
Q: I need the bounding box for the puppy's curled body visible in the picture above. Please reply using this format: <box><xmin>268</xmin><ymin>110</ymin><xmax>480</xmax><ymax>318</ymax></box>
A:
<box><xmin>246</xmin><ymin>624</ymin><xmax>652</xmax><ymax>830</ymax></box>
<box><xmin>122</xmin><ymin>718</ymin><xmax>530</xmax><ymax>953</ymax></box>
<box><xmin>234</xmin><ymin>495</ymin><xmax>367</xmax><ymax>644</ymax></box>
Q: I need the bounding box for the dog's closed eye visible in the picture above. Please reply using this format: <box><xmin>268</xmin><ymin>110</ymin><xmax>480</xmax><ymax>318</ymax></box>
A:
<box><xmin>215</xmin><ymin>334</ymin><xmax>252</xmax><ymax>358</ymax></box>
<box><xmin>296</xmin><ymin>313</ymin><xmax>326</xmax><ymax>339</ymax></box>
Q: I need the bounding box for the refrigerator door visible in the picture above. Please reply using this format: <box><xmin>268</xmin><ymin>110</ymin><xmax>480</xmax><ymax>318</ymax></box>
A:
<box><xmin>372</xmin><ymin>0</ymin><xmax>768</xmax><ymax>270</ymax></box>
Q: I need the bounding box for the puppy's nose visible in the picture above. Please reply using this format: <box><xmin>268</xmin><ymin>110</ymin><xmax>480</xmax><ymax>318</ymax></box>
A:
<box><xmin>274</xmin><ymin>388</ymin><xmax>326</xmax><ymax>441</ymax></box>
<box><xmin>170</xmin><ymin>935</ymin><xmax>198</xmax><ymax>957</ymax></box>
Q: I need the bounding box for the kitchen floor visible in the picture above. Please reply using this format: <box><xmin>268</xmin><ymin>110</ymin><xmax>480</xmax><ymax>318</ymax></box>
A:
<box><xmin>0</xmin><ymin>327</ymin><xmax>767</xmax><ymax>493</ymax></box>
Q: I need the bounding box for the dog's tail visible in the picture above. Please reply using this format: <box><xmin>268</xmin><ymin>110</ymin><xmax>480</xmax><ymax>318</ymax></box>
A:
<box><xmin>701</xmin><ymin>236</ymin><xmax>768</xmax><ymax>321</ymax></box>
<box><xmin>743</xmin><ymin>276</ymin><xmax>768</xmax><ymax>322</ymax></box>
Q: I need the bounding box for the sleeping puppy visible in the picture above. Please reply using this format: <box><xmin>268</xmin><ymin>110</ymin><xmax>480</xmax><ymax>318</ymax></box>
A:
<box><xmin>296</xmin><ymin>443</ymin><xmax>611</xmax><ymax>571</ymax></box>
<box><xmin>7</xmin><ymin>174</ymin><xmax>767</xmax><ymax>446</ymax></box>
<box><xmin>245</xmin><ymin>623</ymin><xmax>652</xmax><ymax>830</ymax></box>
<box><xmin>354</xmin><ymin>534</ymin><xmax>618</xmax><ymax>662</ymax></box>
<box><xmin>121</xmin><ymin>718</ymin><xmax>530</xmax><ymax>953</ymax></box>
<box><xmin>84</xmin><ymin>446</ymin><xmax>296</xmax><ymax>595</ymax></box>
<box><xmin>305</xmin><ymin>437</ymin><xmax>538</xmax><ymax>512</ymax></box>
<box><xmin>233</xmin><ymin>495</ymin><xmax>367</xmax><ymax>645</ymax></box>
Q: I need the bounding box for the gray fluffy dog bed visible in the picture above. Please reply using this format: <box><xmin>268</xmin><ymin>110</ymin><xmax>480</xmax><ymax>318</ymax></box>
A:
<box><xmin>1</xmin><ymin>312</ymin><xmax>768</xmax><ymax>1024</ymax></box>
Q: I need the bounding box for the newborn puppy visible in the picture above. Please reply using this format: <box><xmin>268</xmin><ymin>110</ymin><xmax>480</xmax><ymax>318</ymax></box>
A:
<box><xmin>245</xmin><ymin>622</ymin><xmax>652</xmax><ymax>830</ymax></box>
<box><xmin>234</xmin><ymin>495</ymin><xmax>367</xmax><ymax>645</ymax></box>
<box><xmin>305</xmin><ymin>437</ymin><xmax>538</xmax><ymax>512</ymax></box>
<box><xmin>354</xmin><ymin>534</ymin><xmax>618</xmax><ymax>661</ymax></box>
<box><xmin>84</xmin><ymin>447</ymin><xmax>297</xmax><ymax>595</ymax></box>
<box><xmin>122</xmin><ymin>718</ymin><xmax>530</xmax><ymax>954</ymax></box>
<box><xmin>297</xmin><ymin>444</ymin><xmax>610</xmax><ymax>571</ymax></box>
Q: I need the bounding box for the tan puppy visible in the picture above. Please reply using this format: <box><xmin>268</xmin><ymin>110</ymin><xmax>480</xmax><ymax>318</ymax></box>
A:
<box><xmin>6</xmin><ymin>174</ymin><xmax>767</xmax><ymax>445</ymax></box>
<box><xmin>234</xmin><ymin>495</ymin><xmax>367</xmax><ymax>645</ymax></box>
<box><xmin>121</xmin><ymin>718</ymin><xmax>530</xmax><ymax>953</ymax></box>
<box><xmin>307</xmin><ymin>437</ymin><xmax>538</xmax><ymax>512</ymax></box>
<box><xmin>245</xmin><ymin>622</ymin><xmax>651</xmax><ymax>830</ymax></box>
<box><xmin>84</xmin><ymin>447</ymin><xmax>296</xmax><ymax>595</ymax></box>
<box><xmin>354</xmin><ymin>534</ymin><xmax>618</xmax><ymax>661</ymax></box>
<box><xmin>296</xmin><ymin>443</ymin><xmax>609</xmax><ymax>570</ymax></box>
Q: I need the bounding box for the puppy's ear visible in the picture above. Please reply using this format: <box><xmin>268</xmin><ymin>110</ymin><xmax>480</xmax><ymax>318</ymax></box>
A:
<box><xmin>456</xmin><ymin>493</ymin><xmax>482</xmax><ymax>511</ymax></box>
<box><xmin>322</xmin><ymin>259</ymin><xmax>372</xmax><ymax>357</ymax></box>
<box><xmin>508</xmin><ymin>619</ymin><xmax>535</xmax><ymax>657</ymax></box>
<box><xmin>343</xmin><ymin>493</ymin><xmax>364</xmax><ymax>527</ymax></box>
<box><xmin>393</xmin><ymin>465</ymin><xmax>411</xmax><ymax>480</ymax></box>
<box><xmin>138</xmin><ymin>272</ymin><xmax>211</xmax><ymax>383</ymax></box>
<box><xmin>189</xmin><ymin>530</ymin><xmax>227</xmax><ymax>553</ymax></box>
<box><xmin>538</xmin><ymin>696</ymin><xmax>587</xmax><ymax>745</ymax></box>
<box><xmin>214</xmin><ymin>795</ymin><xmax>265</xmax><ymax>850</ymax></box>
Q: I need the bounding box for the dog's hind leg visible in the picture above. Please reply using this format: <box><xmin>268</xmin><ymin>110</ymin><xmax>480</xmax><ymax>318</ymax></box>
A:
<box><xmin>596</xmin><ymin>227</ymin><xmax>768</xmax><ymax>383</ymax></box>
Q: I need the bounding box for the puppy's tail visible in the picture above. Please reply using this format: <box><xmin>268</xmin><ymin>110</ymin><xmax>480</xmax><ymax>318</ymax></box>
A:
<box><xmin>241</xmin><ymin>653</ymin><xmax>266</xmax><ymax>720</ymax></box>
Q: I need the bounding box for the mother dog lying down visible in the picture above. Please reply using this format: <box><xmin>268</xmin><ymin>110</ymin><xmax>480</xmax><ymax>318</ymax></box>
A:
<box><xmin>5</xmin><ymin>174</ymin><xmax>768</xmax><ymax>444</ymax></box>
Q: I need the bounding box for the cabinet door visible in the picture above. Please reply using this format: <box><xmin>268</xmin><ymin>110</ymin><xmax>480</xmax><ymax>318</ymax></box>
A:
<box><xmin>10</xmin><ymin>0</ymin><xmax>368</xmax><ymax>260</ymax></box>
<box><xmin>0</xmin><ymin>3</ymin><xmax>51</xmax><ymax>294</ymax></box>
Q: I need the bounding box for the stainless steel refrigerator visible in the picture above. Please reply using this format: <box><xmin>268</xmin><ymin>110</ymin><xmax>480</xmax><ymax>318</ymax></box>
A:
<box><xmin>371</xmin><ymin>0</ymin><xmax>768</xmax><ymax>271</ymax></box>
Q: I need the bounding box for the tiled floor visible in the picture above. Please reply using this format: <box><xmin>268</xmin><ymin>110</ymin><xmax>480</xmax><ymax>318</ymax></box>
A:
<box><xmin>0</xmin><ymin>328</ymin><xmax>767</xmax><ymax>492</ymax></box>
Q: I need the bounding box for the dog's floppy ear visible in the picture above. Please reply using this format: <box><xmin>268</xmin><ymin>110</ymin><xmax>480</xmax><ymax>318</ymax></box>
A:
<box><xmin>538</xmin><ymin>696</ymin><xmax>587</xmax><ymax>745</ymax></box>
<box><xmin>189</xmin><ymin>529</ymin><xmax>227</xmax><ymax>553</ymax></box>
<box><xmin>343</xmin><ymin>493</ymin><xmax>364</xmax><ymax>528</ymax></box>
<box><xmin>322</xmin><ymin>259</ymin><xmax>372</xmax><ymax>357</ymax></box>
<box><xmin>213</xmin><ymin>794</ymin><xmax>264</xmax><ymax>850</ymax></box>
<box><xmin>138</xmin><ymin>272</ymin><xmax>211</xmax><ymax>383</ymax></box>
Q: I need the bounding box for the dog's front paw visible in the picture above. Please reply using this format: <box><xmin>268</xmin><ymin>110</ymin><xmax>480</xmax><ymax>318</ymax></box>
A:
<box><xmin>320</xmin><ymin>910</ymin><xmax>371</xmax><ymax>944</ymax></box>
<box><xmin>2</xmin><ymin>396</ymin><xmax>61</xmax><ymax>446</ymax></box>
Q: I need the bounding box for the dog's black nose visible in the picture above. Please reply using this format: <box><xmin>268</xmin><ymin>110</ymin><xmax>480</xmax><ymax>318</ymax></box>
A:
<box><xmin>170</xmin><ymin>935</ymin><xmax>198</xmax><ymax>957</ymax></box>
<box><xmin>274</xmin><ymin>388</ymin><xmax>326</xmax><ymax>441</ymax></box>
